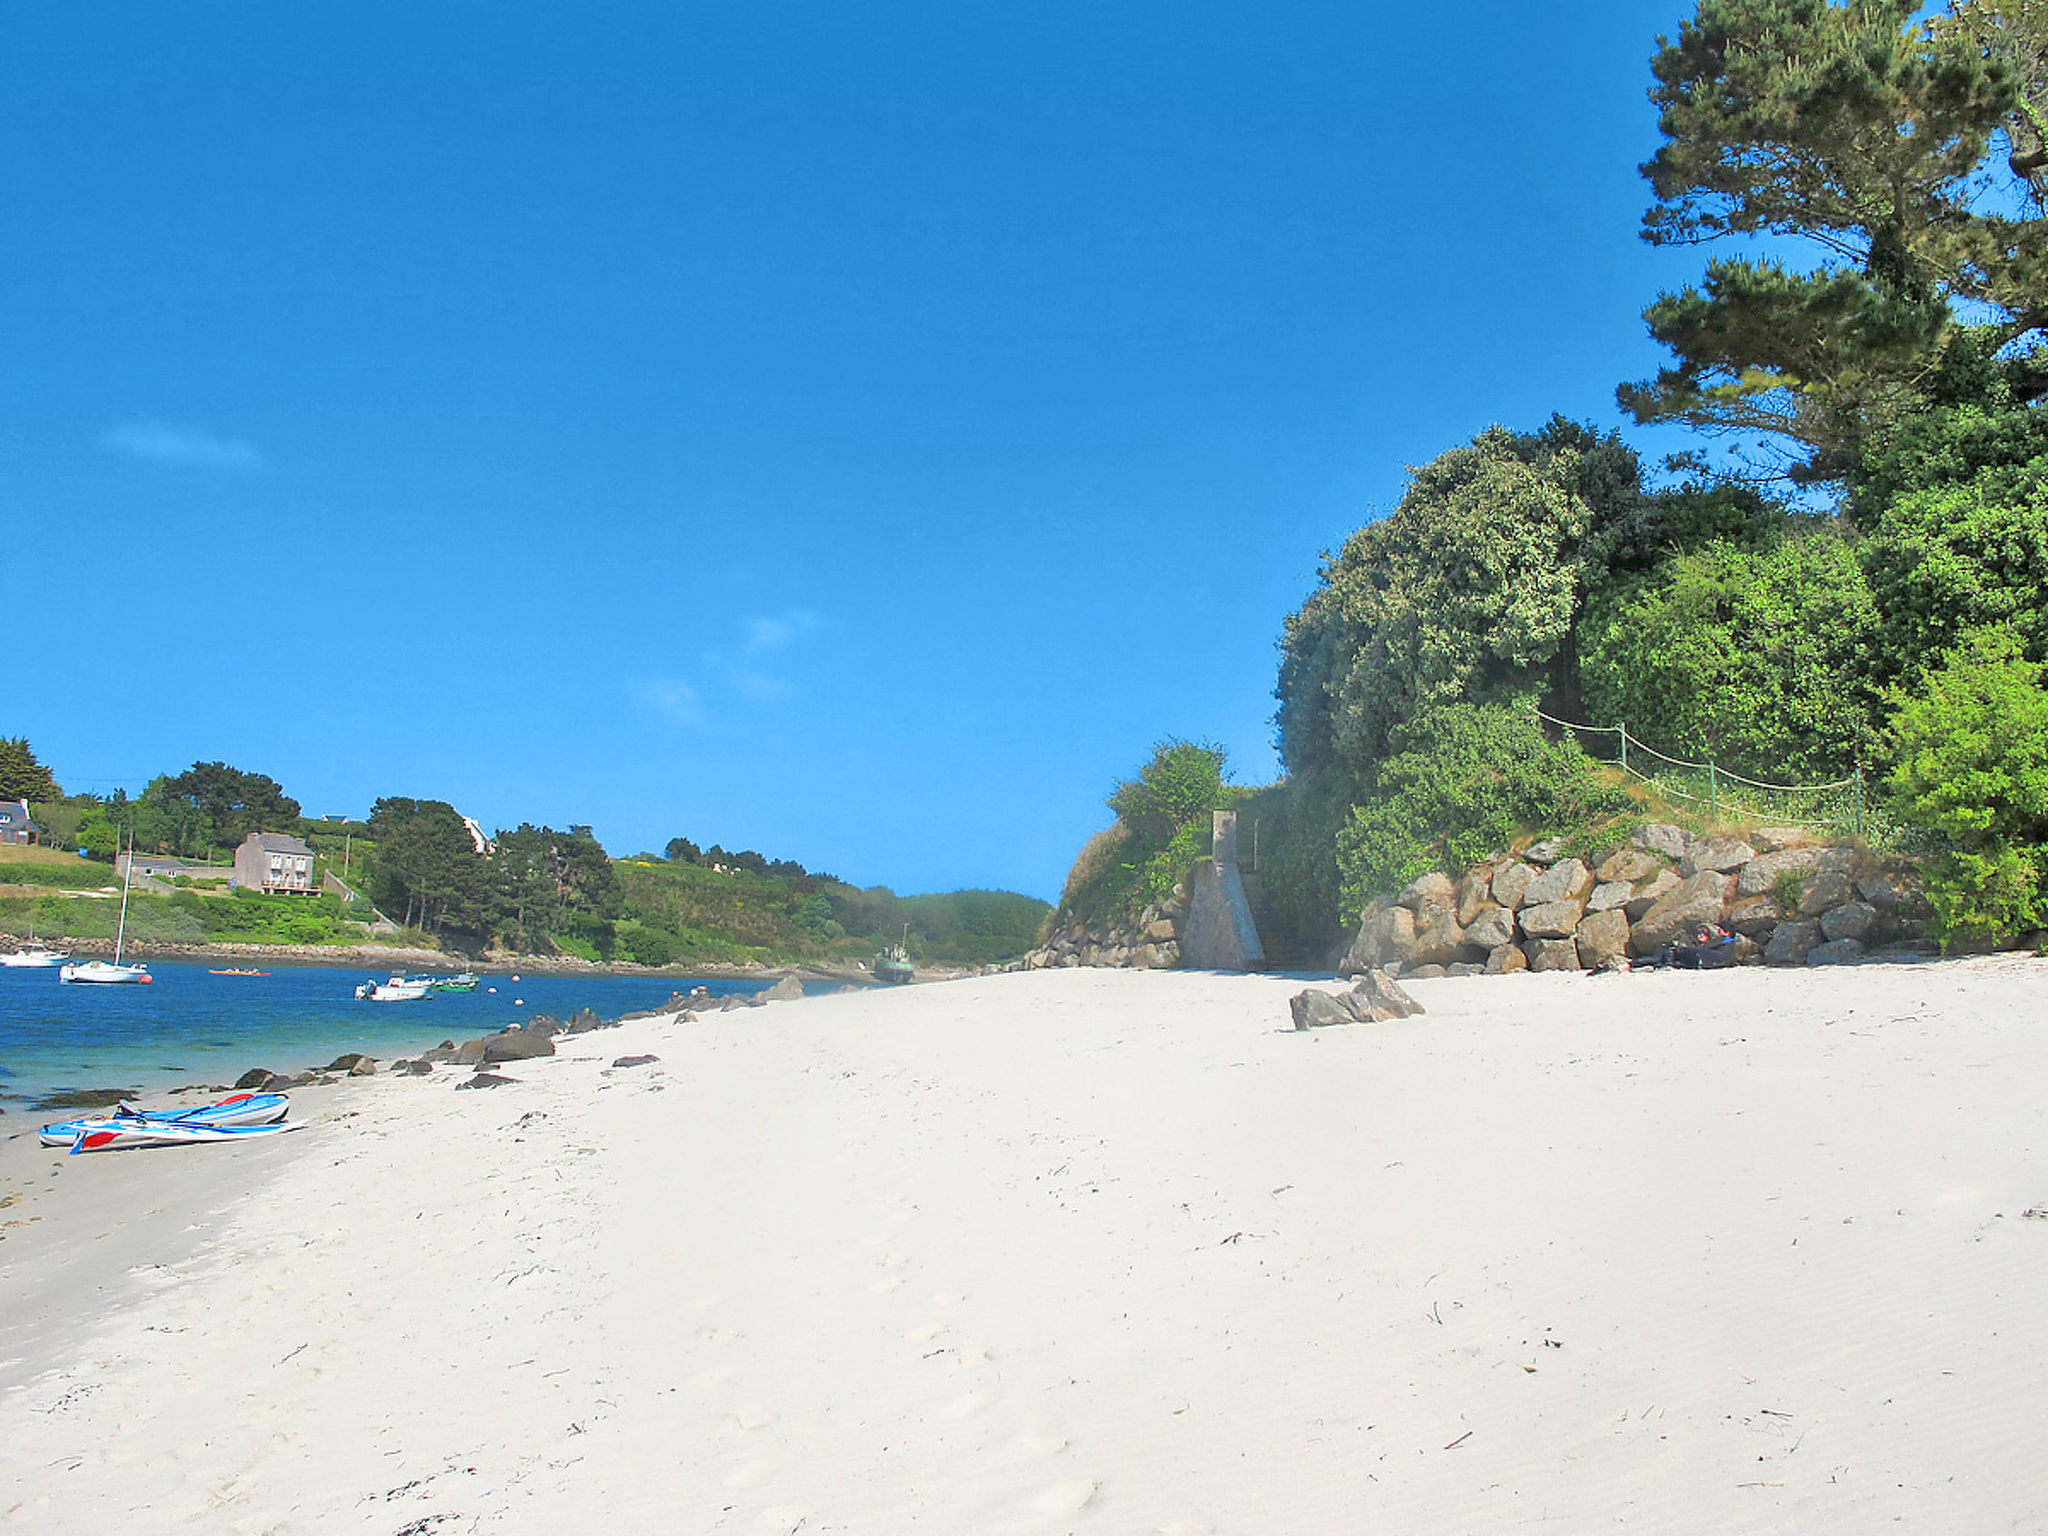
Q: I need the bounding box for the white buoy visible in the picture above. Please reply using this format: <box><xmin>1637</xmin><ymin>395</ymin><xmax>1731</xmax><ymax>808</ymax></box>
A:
<box><xmin>514</xmin><ymin>998</ymin><xmax>524</xmax><ymax>1006</ymax></box>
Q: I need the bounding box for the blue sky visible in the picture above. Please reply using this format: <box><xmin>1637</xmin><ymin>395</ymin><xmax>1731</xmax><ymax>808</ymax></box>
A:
<box><xmin>4</xmin><ymin>1</ymin><xmax>1705</xmax><ymax>901</ymax></box>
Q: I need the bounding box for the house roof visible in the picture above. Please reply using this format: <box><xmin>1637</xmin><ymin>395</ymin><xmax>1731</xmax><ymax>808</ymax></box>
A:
<box><xmin>244</xmin><ymin>831</ymin><xmax>314</xmax><ymax>856</ymax></box>
<box><xmin>0</xmin><ymin>800</ymin><xmax>37</xmax><ymax>830</ymax></box>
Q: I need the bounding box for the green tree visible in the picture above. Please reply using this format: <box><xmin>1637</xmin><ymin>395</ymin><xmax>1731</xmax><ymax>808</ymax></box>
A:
<box><xmin>1886</xmin><ymin>627</ymin><xmax>2048</xmax><ymax>942</ymax></box>
<box><xmin>367</xmin><ymin>797</ymin><xmax>495</xmax><ymax>936</ymax></box>
<box><xmin>1278</xmin><ymin>425</ymin><xmax>1603</xmax><ymax>780</ymax></box>
<box><xmin>0</xmin><ymin>737</ymin><xmax>60</xmax><ymax>802</ymax></box>
<box><xmin>161</xmin><ymin>762</ymin><xmax>301</xmax><ymax>854</ymax></box>
<box><xmin>1622</xmin><ymin>0</ymin><xmax>2040</xmax><ymax>482</ymax></box>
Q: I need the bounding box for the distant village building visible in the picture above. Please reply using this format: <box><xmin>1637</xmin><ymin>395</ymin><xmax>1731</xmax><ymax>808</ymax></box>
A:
<box><xmin>233</xmin><ymin>831</ymin><xmax>318</xmax><ymax>895</ymax></box>
<box><xmin>0</xmin><ymin>800</ymin><xmax>38</xmax><ymax>845</ymax></box>
<box><xmin>460</xmin><ymin>814</ymin><xmax>493</xmax><ymax>856</ymax></box>
<box><xmin>118</xmin><ymin>851</ymin><xmax>228</xmax><ymax>882</ymax></box>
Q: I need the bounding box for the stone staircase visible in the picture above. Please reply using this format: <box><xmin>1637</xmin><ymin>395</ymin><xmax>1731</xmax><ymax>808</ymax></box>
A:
<box><xmin>1235</xmin><ymin>862</ymin><xmax>1315</xmax><ymax>971</ymax></box>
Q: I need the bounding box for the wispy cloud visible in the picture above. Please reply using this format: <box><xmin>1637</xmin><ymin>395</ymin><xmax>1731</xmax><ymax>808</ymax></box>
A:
<box><xmin>102</xmin><ymin>420</ymin><xmax>263</xmax><ymax>470</ymax></box>
<box><xmin>640</xmin><ymin>678</ymin><xmax>705</xmax><ymax>726</ymax></box>
<box><xmin>743</xmin><ymin>609</ymin><xmax>819</xmax><ymax>654</ymax></box>
<box><xmin>638</xmin><ymin>612</ymin><xmax>825</xmax><ymax>729</ymax></box>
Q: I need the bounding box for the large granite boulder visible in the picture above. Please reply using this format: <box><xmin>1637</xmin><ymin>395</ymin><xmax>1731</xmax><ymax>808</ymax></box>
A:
<box><xmin>1858</xmin><ymin>869</ymin><xmax>1931</xmax><ymax>917</ymax></box>
<box><xmin>1681</xmin><ymin>837</ymin><xmax>1756</xmax><ymax>876</ymax></box>
<box><xmin>1289</xmin><ymin>969</ymin><xmax>1423</xmax><ymax>1029</ymax></box>
<box><xmin>1290</xmin><ymin>989</ymin><xmax>1356</xmax><ymax>1030</ymax></box>
<box><xmin>1630</xmin><ymin>871</ymin><xmax>1734</xmax><ymax>954</ymax></box>
<box><xmin>1409</xmin><ymin>910</ymin><xmax>1472</xmax><ymax>967</ymax></box>
<box><xmin>1397</xmin><ymin>873</ymin><xmax>1457</xmax><ymax>918</ymax></box>
<box><xmin>1465</xmin><ymin>905</ymin><xmax>1515</xmax><ymax>951</ymax></box>
<box><xmin>1726</xmin><ymin>895</ymin><xmax>1786</xmax><ymax>937</ymax></box>
<box><xmin>1574</xmin><ymin>908</ymin><xmax>1632</xmax><ymax>970</ymax></box>
<box><xmin>1796</xmin><ymin>871</ymin><xmax>1860</xmax><ymax>918</ymax></box>
<box><xmin>1351</xmin><ymin>968</ymin><xmax>1424</xmax><ymax>1018</ymax></box>
<box><xmin>1342</xmin><ymin>903</ymin><xmax>1417</xmax><ymax>975</ymax></box>
<box><xmin>1807</xmin><ymin>937</ymin><xmax>1866</xmax><ymax>966</ymax></box>
<box><xmin>1624</xmin><ymin>869</ymin><xmax>1681</xmax><ymax>921</ymax></box>
<box><xmin>1596</xmin><ymin>848</ymin><xmax>1663</xmax><ymax>884</ymax></box>
<box><xmin>762</xmin><ymin>974</ymin><xmax>805</xmax><ymax>1003</ymax></box>
<box><xmin>1820</xmin><ymin>901</ymin><xmax>1877</xmax><ymax>942</ymax></box>
<box><xmin>1456</xmin><ymin>870</ymin><xmax>1498</xmax><ymax>926</ymax></box>
<box><xmin>1491</xmin><ymin>863</ymin><xmax>1539</xmax><ymax>911</ymax></box>
<box><xmin>1586</xmin><ymin>880</ymin><xmax>1633</xmax><ymax>913</ymax></box>
<box><xmin>1524</xmin><ymin>858</ymin><xmax>1594</xmax><ymax>907</ymax></box>
<box><xmin>523</xmin><ymin>1015</ymin><xmax>567</xmax><ymax>1040</ymax></box>
<box><xmin>1763</xmin><ymin>919</ymin><xmax>1823</xmax><ymax>965</ymax></box>
<box><xmin>1736</xmin><ymin>846</ymin><xmax>1857</xmax><ymax>898</ymax></box>
<box><xmin>1522</xmin><ymin>838</ymin><xmax>1565</xmax><ymax>866</ymax></box>
<box><xmin>1485</xmin><ymin>943</ymin><xmax>1529</xmax><ymax>974</ymax></box>
<box><xmin>482</xmin><ymin>1028</ymin><xmax>556</xmax><ymax>1064</ymax></box>
<box><xmin>1518</xmin><ymin>899</ymin><xmax>1585</xmax><ymax>939</ymax></box>
<box><xmin>1634</xmin><ymin>824</ymin><xmax>1691</xmax><ymax>860</ymax></box>
<box><xmin>1523</xmin><ymin>937</ymin><xmax>1581</xmax><ymax>972</ymax></box>
<box><xmin>454</xmin><ymin>1037</ymin><xmax>489</xmax><ymax>1066</ymax></box>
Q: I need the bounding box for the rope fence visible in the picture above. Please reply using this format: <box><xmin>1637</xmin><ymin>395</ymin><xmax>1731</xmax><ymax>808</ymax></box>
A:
<box><xmin>1533</xmin><ymin>707</ymin><xmax>1866</xmax><ymax>837</ymax></box>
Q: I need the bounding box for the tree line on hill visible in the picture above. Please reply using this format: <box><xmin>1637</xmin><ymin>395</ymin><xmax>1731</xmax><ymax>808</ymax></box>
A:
<box><xmin>1072</xmin><ymin>0</ymin><xmax>2048</xmax><ymax>952</ymax></box>
<box><xmin>0</xmin><ymin>743</ymin><xmax>1046</xmax><ymax>966</ymax></box>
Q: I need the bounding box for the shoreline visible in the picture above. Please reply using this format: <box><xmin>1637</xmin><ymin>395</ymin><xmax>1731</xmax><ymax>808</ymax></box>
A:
<box><xmin>5</xmin><ymin>932</ymin><xmax>959</xmax><ymax>986</ymax></box>
<box><xmin>7</xmin><ymin>956</ymin><xmax>2046</xmax><ymax>1531</ymax></box>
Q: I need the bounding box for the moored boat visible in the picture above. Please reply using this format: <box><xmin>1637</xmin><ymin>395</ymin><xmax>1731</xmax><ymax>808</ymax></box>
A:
<box><xmin>356</xmin><ymin>975</ymin><xmax>432</xmax><ymax>1001</ymax></box>
<box><xmin>873</xmin><ymin>924</ymin><xmax>915</xmax><ymax>985</ymax></box>
<box><xmin>0</xmin><ymin>940</ymin><xmax>70</xmax><ymax>968</ymax></box>
<box><xmin>425</xmin><ymin>971</ymin><xmax>479</xmax><ymax>992</ymax></box>
<box><xmin>60</xmin><ymin>836</ymin><xmax>150</xmax><ymax>984</ymax></box>
<box><xmin>209</xmin><ymin>967</ymin><xmax>272</xmax><ymax>977</ymax></box>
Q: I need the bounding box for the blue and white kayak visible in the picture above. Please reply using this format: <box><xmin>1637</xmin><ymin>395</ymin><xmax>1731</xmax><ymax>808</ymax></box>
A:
<box><xmin>56</xmin><ymin>1118</ymin><xmax>306</xmax><ymax>1155</ymax></box>
<box><xmin>39</xmin><ymin>1091</ymin><xmax>293</xmax><ymax>1151</ymax></box>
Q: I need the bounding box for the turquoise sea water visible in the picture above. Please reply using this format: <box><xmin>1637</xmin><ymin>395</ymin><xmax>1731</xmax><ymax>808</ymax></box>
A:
<box><xmin>0</xmin><ymin>960</ymin><xmax>792</xmax><ymax>1113</ymax></box>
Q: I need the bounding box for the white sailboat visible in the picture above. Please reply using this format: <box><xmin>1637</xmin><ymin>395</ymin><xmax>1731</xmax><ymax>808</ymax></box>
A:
<box><xmin>59</xmin><ymin>838</ymin><xmax>151</xmax><ymax>985</ymax></box>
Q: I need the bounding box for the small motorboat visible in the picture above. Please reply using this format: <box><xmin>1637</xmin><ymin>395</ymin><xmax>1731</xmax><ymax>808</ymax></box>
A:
<box><xmin>0</xmin><ymin>938</ymin><xmax>69</xmax><ymax>968</ymax></box>
<box><xmin>356</xmin><ymin>975</ymin><xmax>432</xmax><ymax>1001</ymax></box>
<box><xmin>209</xmin><ymin>967</ymin><xmax>271</xmax><ymax>977</ymax></box>
<box><xmin>40</xmin><ymin>1091</ymin><xmax>296</xmax><ymax>1153</ymax></box>
<box><xmin>426</xmin><ymin>971</ymin><xmax>479</xmax><ymax>992</ymax></box>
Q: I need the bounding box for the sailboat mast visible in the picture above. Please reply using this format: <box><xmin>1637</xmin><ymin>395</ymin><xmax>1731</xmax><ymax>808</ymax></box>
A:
<box><xmin>114</xmin><ymin>834</ymin><xmax>133</xmax><ymax>964</ymax></box>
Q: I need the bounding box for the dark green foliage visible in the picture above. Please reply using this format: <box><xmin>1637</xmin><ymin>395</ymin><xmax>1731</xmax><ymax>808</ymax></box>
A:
<box><xmin>1579</xmin><ymin>525</ymin><xmax>1883</xmax><ymax>777</ymax></box>
<box><xmin>0</xmin><ymin>859</ymin><xmax>117</xmax><ymax>889</ymax></box>
<box><xmin>1279</xmin><ymin>426</ymin><xmax>1607</xmax><ymax>779</ymax></box>
<box><xmin>496</xmin><ymin>824</ymin><xmax>624</xmax><ymax>953</ymax></box>
<box><xmin>1332</xmin><ymin>704</ymin><xmax>1627</xmax><ymax>916</ymax></box>
<box><xmin>77</xmin><ymin>818</ymin><xmax>120</xmax><ymax>861</ymax></box>
<box><xmin>0</xmin><ymin>736</ymin><xmax>60</xmax><ymax>802</ymax></box>
<box><xmin>1886</xmin><ymin>628</ymin><xmax>2048</xmax><ymax>944</ymax></box>
<box><xmin>366</xmin><ymin>797</ymin><xmax>496</xmax><ymax>937</ymax></box>
<box><xmin>1863</xmin><ymin>459</ymin><xmax>2048</xmax><ymax>681</ymax></box>
<box><xmin>150</xmin><ymin>762</ymin><xmax>302</xmax><ymax>855</ymax></box>
<box><xmin>1061</xmin><ymin>741</ymin><xmax>1244</xmax><ymax>930</ymax></box>
<box><xmin>1624</xmin><ymin>0</ymin><xmax>2044</xmax><ymax>478</ymax></box>
<box><xmin>1106</xmin><ymin>741</ymin><xmax>1229</xmax><ymax>841</ymax></box>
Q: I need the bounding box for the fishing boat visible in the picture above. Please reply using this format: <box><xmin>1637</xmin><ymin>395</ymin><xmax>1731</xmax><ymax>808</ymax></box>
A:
<box><xmin>60</xmin><ymin>840</ymin><xmax>150</xmax><ymax>984</ymax></box>
<box><xmin>873</xmin><ymin>924</ymin><xmax>915</xmax><ymax>986</ymax></box>
<box><xmin>356</xmin><ymin>974</ymin><xmax>432</xmax><ymax>1001</ymax></box>
<box><xmin>37</xmin><ymin>1091</ymin><xmax>292</xmax><ymax>1149</ymax></box>
<box><xmin>425</xmin><ymin>971</ymin><xmax>479</xmax><ymax>992</ymax></box>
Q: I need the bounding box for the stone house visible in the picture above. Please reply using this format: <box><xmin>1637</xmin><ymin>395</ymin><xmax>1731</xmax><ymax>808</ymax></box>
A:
<box><xmin>233</xmin><ymin>831</ymin><xmax>318</xmax><ymax>895</ymax></box>
<box><xmin>0</xmin><ymin>800</ymin><xmax>37</xmax><ymax>845</ymax></box>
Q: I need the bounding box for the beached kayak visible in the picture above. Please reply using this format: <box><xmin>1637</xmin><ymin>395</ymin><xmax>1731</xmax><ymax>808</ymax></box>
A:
<box><xmin>38</xmin><ymin>1091</ymin><xmax>293</xmax><ymax>1150</ymax></box>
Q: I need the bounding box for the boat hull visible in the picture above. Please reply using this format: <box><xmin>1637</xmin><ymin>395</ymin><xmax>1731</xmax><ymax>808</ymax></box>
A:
<box><xmin>59</xmin><ymin>961</ymin><xmax>151</xmax><ymax>984</ymax></box>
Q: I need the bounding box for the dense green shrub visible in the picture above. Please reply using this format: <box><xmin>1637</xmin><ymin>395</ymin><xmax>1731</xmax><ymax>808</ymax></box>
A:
<box><xmin>1060</xmin><ymin>741</ymin><xmax>1240</xmax><ymax>930</ymax></box>
<box><xmin>0</xmin><ymin>861</ymin><xmax>117</xmax><ymax>890</ymax></box>
<box><xmin>1334</xmin><ymin>704</ymin><xmax>1627</xmax><ymax>915</ymax></box>
<box><xmin>1279</xmin><ymin>426</ymin><xmax>1596</xmax><ymax>777</ymax></box>
<box><xmin>1885</xmin><ymin>628</ymin><xmax>2048</xmax><ymax>946</ymax></box>
<box><xmin>1863</xmin><ymin>459</ymin><xmax>2048</xmax><ymax>684</ymax></box>
<box><xmin>1579</xmin><ymin>527</ymin><xmax>1882</xmax><ymax>778</ymax></box>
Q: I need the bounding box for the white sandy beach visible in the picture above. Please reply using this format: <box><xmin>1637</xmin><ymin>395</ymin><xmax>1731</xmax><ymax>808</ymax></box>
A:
<box><xmin>3</xmin><ymin>960</ymin><xmax>2046</xmax><ymax>1534</ymax></box>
